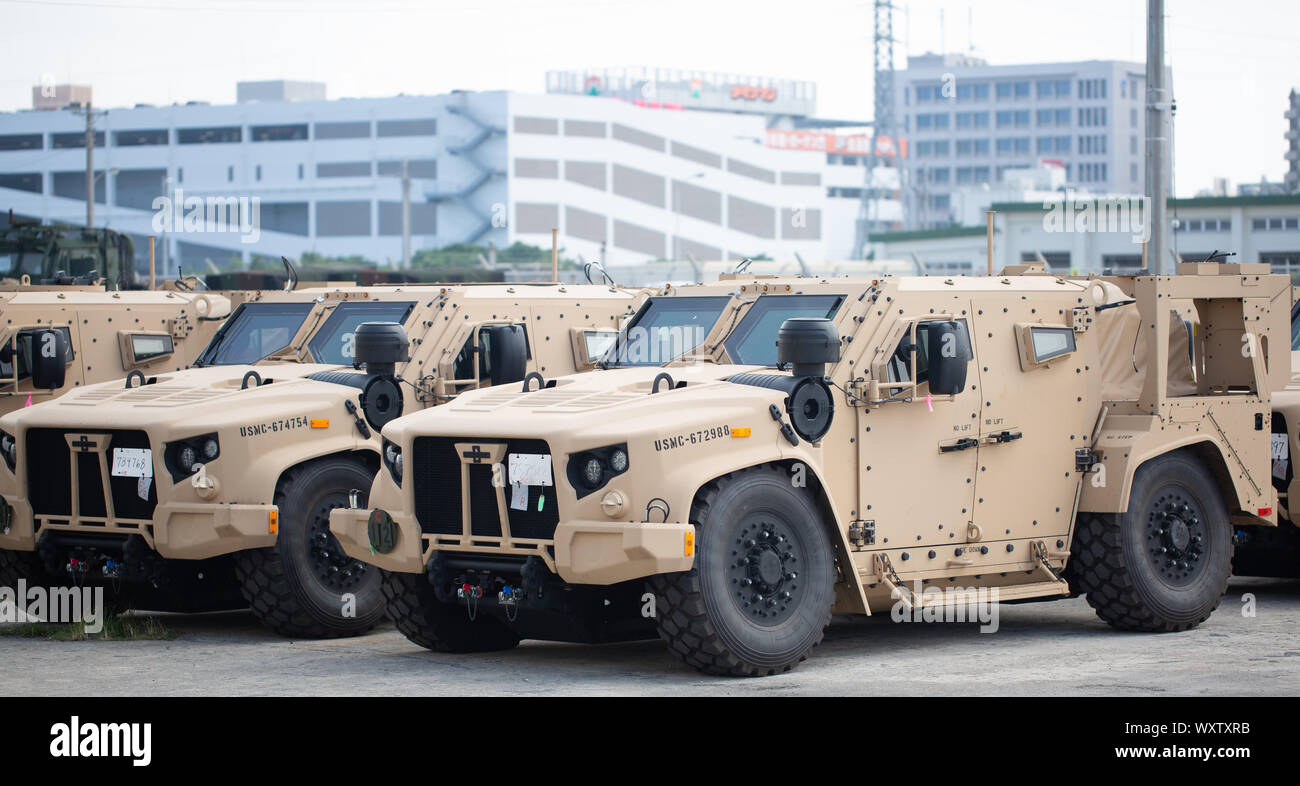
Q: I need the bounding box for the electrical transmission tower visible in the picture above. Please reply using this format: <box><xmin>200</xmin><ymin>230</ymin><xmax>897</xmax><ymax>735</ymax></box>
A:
<box><xmin>852</xmin><ymin>0</ymin><xmax>896</xmax><ymax>259</ymax></box>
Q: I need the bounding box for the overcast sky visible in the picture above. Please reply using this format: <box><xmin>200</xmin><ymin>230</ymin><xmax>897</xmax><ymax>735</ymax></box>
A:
<box><xmin>1</xmin><ymin>0</ymin><xmax>1295</xmax><ymax>196</ymax></box>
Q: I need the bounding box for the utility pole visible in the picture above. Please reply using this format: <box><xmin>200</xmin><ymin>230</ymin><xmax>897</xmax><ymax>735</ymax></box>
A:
<box><xmin>852</xmin><ymin>0</ymin><xmax>897</xmax><ymax>259</ymax></box>
<box><xmin>400</xmin><ymin>159</ymin><xmax>411</xmax><ymax>270</ymax></box>
<box><xmin>68</xmin><ymin>101</ymin><xmax>107</xmax><ymax>227</ymax></box>
<box><xmin>1145</xmin><ymin>0</ymin><xmax>1168</xmax><ymax>273</ymax></box>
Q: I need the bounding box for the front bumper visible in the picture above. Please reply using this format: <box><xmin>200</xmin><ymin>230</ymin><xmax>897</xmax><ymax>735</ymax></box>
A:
<box><xmin>0</xmin><ymin>492</ymin><xmax>278</xmax><ymax>560</ymax></box>
<box><xmin>330</xmin><ymin>506</ymin><xmax>695</xmax><ymax>585</ymax></box>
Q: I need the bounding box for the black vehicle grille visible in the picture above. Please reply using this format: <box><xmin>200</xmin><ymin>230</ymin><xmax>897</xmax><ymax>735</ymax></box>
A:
<box><xmin>411</xmin><ymin>437</ymin><xmax>559</xmax><ymax>541</ymax></box>
<box><xmin>26</xmin><ymin>429</ymin><xmax>157</xmax><ymax>520</ymax></box>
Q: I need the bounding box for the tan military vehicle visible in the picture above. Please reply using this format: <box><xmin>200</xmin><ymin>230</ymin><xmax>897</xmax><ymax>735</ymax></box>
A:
<box><xmin>0</xmin><ymin>286</ymin><xmax>235</xmax><ymax>416</ymax></box>
<box><xmin>0</xmin><ymin>282</ymin><xmax>644</xmax><ymax>637</ymax></box>
<box><xmin>1235</xmin><ymin>291</ymin><xmax>1300</xmax><ymax>575</ymax></box>
<box><xmin>333</xmin><ymin>263</ymin><xmax>1287</xmax><ymax>675</ymax></box>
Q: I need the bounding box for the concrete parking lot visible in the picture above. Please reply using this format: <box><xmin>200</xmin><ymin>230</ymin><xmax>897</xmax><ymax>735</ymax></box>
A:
<box><xmin>2</xmin><ymin>577</ymin><xmax>1297</xmax><ymax>696</ymax></box>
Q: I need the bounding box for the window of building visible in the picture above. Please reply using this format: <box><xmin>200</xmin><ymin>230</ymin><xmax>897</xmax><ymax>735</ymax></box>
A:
<box><xmin>51</xmin><ymin>131</ymin><xmax>104</xmax><ymax>149</ymax></box>
<box><xmin>314</xmin><ymin>120</ymin><xmax>371</xmax><ymax>140</ymax></box>
<box><xmin>177</xmin><ymin>126</ymin><xmax>241</xmax><ymax>144</ymax></box>
<box><xmin>0</xmin><ymin>134</ymin><xmax>42</xmax><ymax>151</ymax></box>
<box><xmin>376</xmin><ymin>118</ymin><xmax>437</xmax><ymax>137</ymax></box>
<box><xmin>251</xmin><ymin>124</ymin><xmax>308</xmax><ymax>142</ymax></box>
<box><xmin>113</xmin><ymin>129</ymin><xmax>167</xmax><ymax>147</ymax></box>
<box><xmin>996</xmin><ymin>82</ymin><xmax>1012</xmax><ymax>99</ymax></box>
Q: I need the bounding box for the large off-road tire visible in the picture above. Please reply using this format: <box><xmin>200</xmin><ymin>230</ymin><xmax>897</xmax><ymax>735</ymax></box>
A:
<box><xmin>0</xmin><ymin>548</ymin><xmax>49</xmax><ymax>588</ymax></box>
<box><xmin>233</xmin><ymin>457</ymin><xmax>384</xmax><ymax>638</ymax></box>
<box><xmin>381</xmin><ymin>569</ymin><xmax>521</xmax><ymax>653</ymax></box>
<box><xmin>648</xmin><ymin>466</ymin><xmax>836</xmax><ymax>677</ymax></box>
<box><xmin>1072</xmin><ymin>451</ymin><xmax>1232</xmax><ymax>632</ymax></box>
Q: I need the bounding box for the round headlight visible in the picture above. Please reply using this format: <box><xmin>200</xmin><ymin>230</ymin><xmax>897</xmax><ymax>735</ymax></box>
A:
<box><xmin>609</xmin><ymin>449</ymin><xmax>628</xmax><ymax>473</ymax></box>
<box><xmin>201</xmin><ymin>438</ymin><xmax>219</xmax><ymax>460</ymax></box>
<box><xmin>178</xmin><ymin>446</ymin><xmax>197</xmax><ymax>473</ymax></box>
<box><xmin>582</xmin><ymin>457</ymin><xmax>604</xmax><ymax>487</ymax></box>
<box><xmin>393</xmin><ymin>452</ymin><xmax>403</xmax><ymax>478</ymax></box>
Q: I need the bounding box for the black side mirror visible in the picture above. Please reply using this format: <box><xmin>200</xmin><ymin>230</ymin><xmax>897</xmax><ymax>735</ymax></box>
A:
<box><xmin>31</xmin><ymin>329</ymin><xmax>69</xmax><ymax>390</ymax></box>
<box><xmin>926</xmin><ymin>321</ymin><xmax>970</xmax><ymax>396</ymax></box>
<box><xmin>482</xmin><ymin>325</ymin><xmax>527</xmax><ymax>387</ymax></box>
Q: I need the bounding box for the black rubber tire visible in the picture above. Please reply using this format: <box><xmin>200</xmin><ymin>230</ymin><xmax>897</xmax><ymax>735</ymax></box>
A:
<box><xmin>233</xmin><ymin>457</ymin><xmax>384</xmax><ymax>638</ymax></box>
<box><xmin>1072</xmin><ymin>451</ymin><xmax>1232</xmax><ymax>632</ymax></box>
<box><xmin>648</xmin><ymin>465</ymin><xmax>835</xmax><ymax>677</ymax></box>
<box><xmin>0</xmin><ymin>548</ymin><xmax>49</xmax><ymax>587</ymax></box>
<box><xmin>381</xmin><ymin>569</ymin><xmax>521</xmax><ymax>653</ymax></box>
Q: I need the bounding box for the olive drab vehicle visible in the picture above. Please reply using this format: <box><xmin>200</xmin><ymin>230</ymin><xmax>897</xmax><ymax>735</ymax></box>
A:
<box><xmin>333</xmin><ymin>263</ymin><xmax>1288</xmax><ymax>676</ymax></box>
<box><xmin>0</xmin><ymin>282</ymin><xmax>646</xmax><ymax>638</ymax></box>
<box><xmin>1</xmin><ymin>215</ymin><xmax>139</xmax><ymax>290</ymax></box>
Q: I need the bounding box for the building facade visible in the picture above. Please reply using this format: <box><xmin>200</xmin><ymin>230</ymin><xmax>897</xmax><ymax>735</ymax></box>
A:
<box><xmin>0</xmin><ymin>77</ymin><xmax>893</xmax><ymax>277</ymax></box>
<box><xmin>895</xmin><ymin>53</ymin><xmax>1166</xmax><ymax>229</ymax></box>
<box><xmin>868</xmin><ymin>194</ymin><xmax>1300</xmax><ymax>277</ymax></box>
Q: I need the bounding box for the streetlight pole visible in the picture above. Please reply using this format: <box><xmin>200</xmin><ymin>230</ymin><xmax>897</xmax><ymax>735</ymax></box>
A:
<box><xmin>1145</xmin><ymin>0</ymin><xmax>1169</xmax><ymax>274</ymax></box>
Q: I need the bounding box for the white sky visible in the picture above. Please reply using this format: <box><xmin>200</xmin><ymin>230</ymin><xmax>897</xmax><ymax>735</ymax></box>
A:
<box><xmin>0</xmin><ymin>0</ymin><xmax>1296</xmax><ymax>196</ymax></box>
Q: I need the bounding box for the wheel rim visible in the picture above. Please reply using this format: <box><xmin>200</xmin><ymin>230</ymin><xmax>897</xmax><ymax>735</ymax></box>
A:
<box><xmin>725</xmin><ymin>512</ymin><xmax>803</xmax><ymax>626</ymax></box>
<box><xmin>1143</xmin><ymin>487</ymin><xmax>1209</xmax><ymax>587</ymax></box>
<box><xmin>306</xmin><ymin>492</ymin><xmax>370</xmax><ymax>594</ymax></box>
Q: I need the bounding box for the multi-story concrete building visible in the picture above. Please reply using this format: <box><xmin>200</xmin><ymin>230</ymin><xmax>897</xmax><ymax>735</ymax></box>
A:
<box><xmin>895</xmin><ymin>53</ymin><xmax>1167</xmax><ymax>229</ymax></box>
<box><xmin>0</xmin><ymin>74</ymin><xmax>895</xmax><ymax>277</ymax></box>
<box><xmin>867</xmin><ymin>193</ymin><xmax>1300</xmax><ymax>277</ymax></box>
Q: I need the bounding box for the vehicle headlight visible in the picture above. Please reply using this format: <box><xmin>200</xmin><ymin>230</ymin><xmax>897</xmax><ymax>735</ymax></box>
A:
<box><xmin>383</xmin><ymin>438</ymin><xmax>402</xmax><ymax>487</ymax></box>
<box><xmin>566</xmin><ymin>443</ymin><xmax>629</xmax><ymax>499</ymax></box>
<box><xmin>165</xmin><ymin>433</ymin><xmax>219</xmax><ymax>482</ymax></box>
<box><xmin>0</xmin><ymin>431</ymin><xmax>16</xmax><ymax>473</ymax></box>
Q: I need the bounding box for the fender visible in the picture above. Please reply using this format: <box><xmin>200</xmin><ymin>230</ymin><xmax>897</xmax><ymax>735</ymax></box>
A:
<box><xmin>1081</xmin><ymin>413</ymin><xmax>1274</xmax><ymax>524</ymax></box>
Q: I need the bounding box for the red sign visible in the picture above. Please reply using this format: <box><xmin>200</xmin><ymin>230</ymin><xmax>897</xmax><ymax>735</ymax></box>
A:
<box><xmin>764</xmin><ymin>129</ymin><xmax>908</xmax><ymax>158</ymax></box>
<box><xmin>731</xmin><ymin>85</ymin><xmax>778</xmax><ymax>102</ymax></box>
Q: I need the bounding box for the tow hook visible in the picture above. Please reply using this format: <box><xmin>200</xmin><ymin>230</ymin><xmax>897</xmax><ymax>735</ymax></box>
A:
<box><xmin>65</xmin><ymin>558</ymin><xmax>89</xmax><ymax>577</ymax></box>
<box><xmin>457</xmin><ymin>582</ymin><xmax>483</xmax><ymax>621</ymax></box>
<box><xmin>102</xmin><ymin>559</ymin><xmax>123</xmax><ymax>579</ymax></box>
<box><xmin>498</xmin><ymin>585</ymin><xmax>520</xmax><ymax>622</ymax></box>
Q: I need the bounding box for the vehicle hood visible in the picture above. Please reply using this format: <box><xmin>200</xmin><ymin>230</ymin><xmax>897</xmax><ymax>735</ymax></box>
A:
<box><xmin>382</xmin><ymin>363</ymin><xmax>786</xmax><ymax>444</ymax></box>
<box><xmin>0</xmin><ymin>363</ymin><xmax>359</xmax><ymax>430</ymax></box>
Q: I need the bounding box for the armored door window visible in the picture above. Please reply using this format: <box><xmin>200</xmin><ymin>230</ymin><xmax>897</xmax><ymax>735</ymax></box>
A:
<box><xmin>887</xmin><ymin>319</ymin><xmax>970</xmax><ymax>385</ymax></box>
<box><xmin>309</xmin><ymin>301</ymin><xmax>415</xmax><ymax>365</ymax></box>
<box><xmin>453</xmin><ymin>324</ymin><xmax>530</xmax><ymax>381</ymax></box>
<box><xmin>0</xmin><ymin>326</ymin><xmax>74</xmax><ymax>383</ymax></box>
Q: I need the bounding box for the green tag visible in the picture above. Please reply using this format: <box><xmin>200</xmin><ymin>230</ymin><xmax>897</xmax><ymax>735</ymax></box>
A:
<box><xmin>537</xmin><ymin>493</ymin><xmax>545</xmax><ymax>512</ymax></box>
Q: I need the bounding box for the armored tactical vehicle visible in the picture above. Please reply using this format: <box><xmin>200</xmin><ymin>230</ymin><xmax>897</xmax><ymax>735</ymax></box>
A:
<box><xmin>333</xmin><ymin>263</ymin><xmax>1287</xmax><ymax>675</ymax></box>
<box><xmin>0</xmin><ymin>283</ymin><xmax>645</xmax><ymax>637</ymax></box>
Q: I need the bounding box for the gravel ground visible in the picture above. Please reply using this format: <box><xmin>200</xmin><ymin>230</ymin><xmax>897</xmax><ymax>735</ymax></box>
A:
<box><xmin>2</xmin><ymin>577</ymin><xmax>1296</xmax><ymax>696</ymax></box>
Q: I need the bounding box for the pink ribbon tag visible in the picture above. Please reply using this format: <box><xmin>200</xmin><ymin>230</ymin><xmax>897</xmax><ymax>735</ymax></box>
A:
<box><xmin>24</xmin><ymin>394</ymin><xmax>32</xmax><ymax>408</ymax></box>
<box><xmin>925</xmin><ymin>393</ymin><xmax>933</xmax><ymax>412</ymax></box>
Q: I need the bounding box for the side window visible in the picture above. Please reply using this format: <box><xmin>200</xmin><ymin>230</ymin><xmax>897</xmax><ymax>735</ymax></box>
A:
<box><xmin>453</xmin><ymin>324</ymin><xmax>529</xmax><ymax>381</ymax></box>
<box><xmin>0</xmin><ymin>326</ymin><xmax>75</xmax><ymax>383</ymax></box>
<box><xmin>888</xmin><ymin>320</ymin><xmax>969</xmax><ymax>385</ymax></box>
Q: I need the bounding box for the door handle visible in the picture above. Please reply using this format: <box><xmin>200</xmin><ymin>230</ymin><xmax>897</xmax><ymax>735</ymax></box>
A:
<box><xmin>939</xmin><ymin>437</ymin><xmax>979</xmax><ymax>453</ymax></box>
<box><xmin>986</xmin><ymin>429</ymin><xmax>1023</xmax><ymax>444</ymax></box>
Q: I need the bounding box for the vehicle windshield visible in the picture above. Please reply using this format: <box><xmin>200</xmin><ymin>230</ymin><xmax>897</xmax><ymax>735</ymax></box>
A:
<box><xmin>602</xmin><ymin>296</ymin><xmax>731</xmax><ymax>367</ymax></box>
<box><xmin>195</xmin><ymin>302</ymin><xmax>314</xmax><ymax>366</ymax></box>
<box><xmin>724</xmin><ymin>294</ymin><xmax>845</xmax><ymax>366</ymax></box>
<box><xmin>308</xmin><ymin>301</ymin><xmax>416</xmax><ymax>365</ymax></box>
<box><xmin>0</xmin><ymin>239</ymin><xmax>38</xmax><ymax>278</ymax></box>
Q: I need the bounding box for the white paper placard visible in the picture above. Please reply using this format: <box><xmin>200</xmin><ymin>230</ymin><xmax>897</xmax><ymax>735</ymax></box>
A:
<box><xmin>1271</xmin><ymin>433</ymin><xmax>1287</xmax><ymax>460</ymax></box>
<box><xmin>510</xmin><ymin>481</ymin><xmax>528</xmax><ymax>511</ymax></box>
<box><xmin>137</xmin><ymin>475</ymin><xmax>153</xmax><ymax>500</ymax></box>
<box><xmin>112</xmin><ymin>448</ymin><xmax>153</xmax><ymax>478</ymax></box>
<box><xmin>508</xmin><ymin>453</ymin><xmax>553</xmax><ymax>487</ymax></box>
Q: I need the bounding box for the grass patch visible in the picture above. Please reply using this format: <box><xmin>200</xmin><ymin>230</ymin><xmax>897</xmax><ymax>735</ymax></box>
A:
<box><xmin>0</xmin><ymin>612</ymin><xmax>173</xmax><ymax>641</ymax></box>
